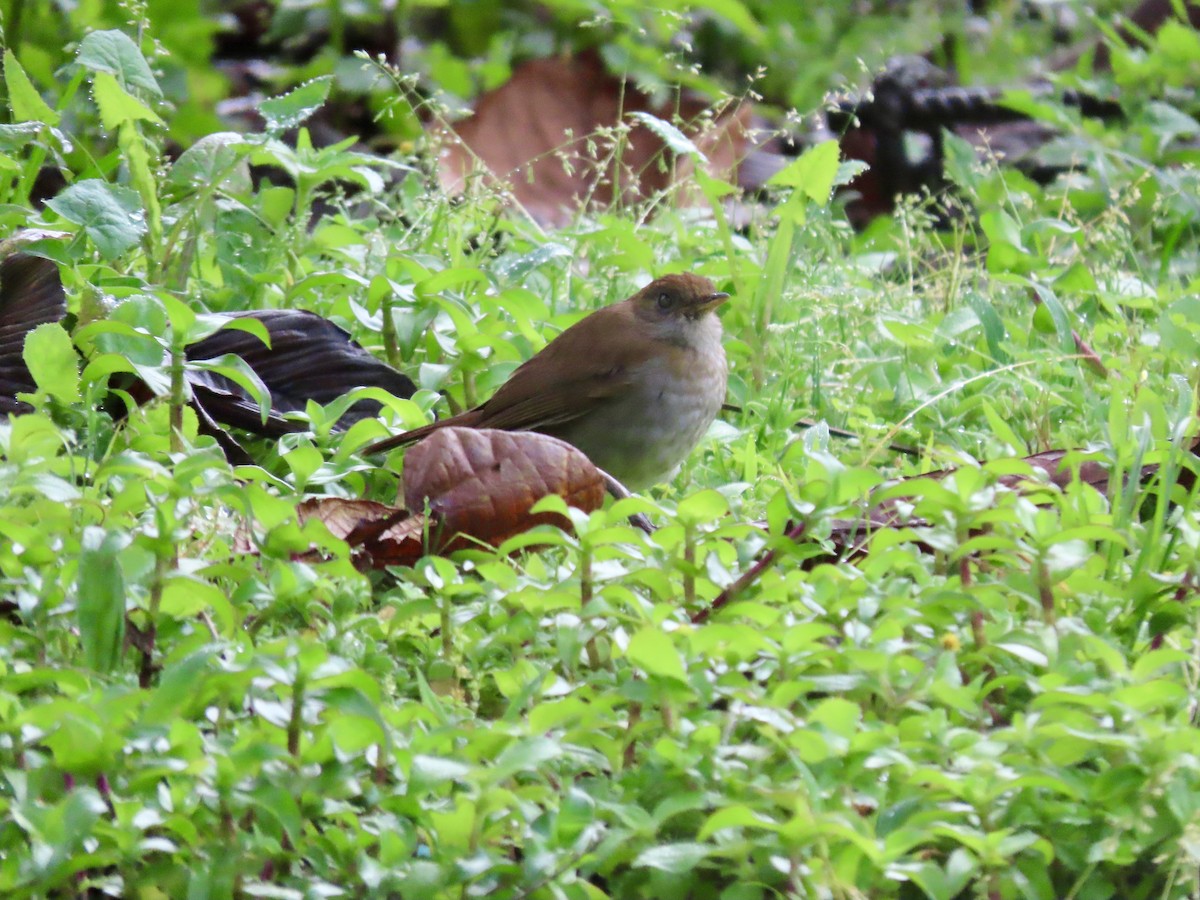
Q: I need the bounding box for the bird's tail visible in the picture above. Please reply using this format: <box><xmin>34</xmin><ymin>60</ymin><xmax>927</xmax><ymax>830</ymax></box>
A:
<box><xmin>362</xmin><ymin>409</ymin><xmax>481</xmax><ymax>456</ymax></box>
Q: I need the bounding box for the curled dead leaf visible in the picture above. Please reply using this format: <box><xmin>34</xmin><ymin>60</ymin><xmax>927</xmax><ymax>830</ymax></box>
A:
<box><xmin>293</xmin><ymin>428</ymin><xmax>604</xmax><ymax>569</ymax></box>
<box><xmin>403</xmin><ymin>426</ymin><xmax>605</xmax><ymax>549</ymax></box>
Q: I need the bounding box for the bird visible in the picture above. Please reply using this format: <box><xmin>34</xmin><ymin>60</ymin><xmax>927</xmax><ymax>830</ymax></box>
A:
<box><xmin>363</xmin><ymin>272</ymin><xmax>730</xmax><ymax>489</ymax></box>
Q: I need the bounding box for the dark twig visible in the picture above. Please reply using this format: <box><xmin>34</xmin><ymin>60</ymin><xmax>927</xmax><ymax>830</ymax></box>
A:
<box><xmin>1027</xmin><ymin>287</ymin><xmax>1110</xmax><ymax>377</ymax></box>
<box><xmin>691</xmin><ymin>521</ymin><xmax>808</xmax><ymax>624</ymax></box>
<box><xmin>600</xmin><ymin>468</ymin><xmax>656</xmax><ymax>534</ymax></box>
<box><xmin>794</xmin><ymin>418</ymin><xmax>920</xmax><ymax>458</ymax></box>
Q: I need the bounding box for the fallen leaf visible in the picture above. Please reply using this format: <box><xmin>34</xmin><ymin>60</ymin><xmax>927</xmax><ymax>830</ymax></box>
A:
<box><xmin>297</xmin><ymin>497</ymin><xmax>425</xmax><ymax>569</ymax></box>
<box><xmin>403</xmin><ymin>426</ymin><xmax>605</xmax><ymax>549</ymax></box>
<box><xmin>0</xmin><ymin>252</ymin><xmax>69</xmax><ymax>414</ymax></box>
<box><xmin>435</xmin><ymin>51</ymin><xmax>754</xmax><ymax>226</ymax></box>
<box><xmin>186</xmin><ymin>308</ymin><xmax>417</xmax><ymax>434</ymax></box>
<box><xmin>294</xmin><ymin>429</ymin><xmax>604</xmax><ymax>569</ymax></box>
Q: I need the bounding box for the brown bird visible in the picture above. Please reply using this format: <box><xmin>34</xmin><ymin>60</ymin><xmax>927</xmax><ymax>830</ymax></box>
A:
<box><xmin>364</xmin><ymin>273</ymin><xmax>730</xmax><ymax>489</ymax></box>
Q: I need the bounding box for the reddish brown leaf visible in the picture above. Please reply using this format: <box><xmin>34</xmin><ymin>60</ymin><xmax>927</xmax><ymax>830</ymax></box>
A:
<box><xmin>435</xmin><ymin>51</ymin><xmax>753</xmax><ymax>226</ymax></box>
<box><xmin>402</xmin><ymin>426</ymin><xmax>605</xmax><ymax>549</ymax></box>
<box><xmin>297</xmin><ymin>497</ymin><xmax>424</xmax><ymax>568</ymax></box>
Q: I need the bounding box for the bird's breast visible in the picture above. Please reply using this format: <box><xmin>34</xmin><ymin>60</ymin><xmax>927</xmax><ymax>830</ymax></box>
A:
<box><xmin>555</xmin><ymin>336</ymin><xmax>727</xmax><ymax>489</ymax></box>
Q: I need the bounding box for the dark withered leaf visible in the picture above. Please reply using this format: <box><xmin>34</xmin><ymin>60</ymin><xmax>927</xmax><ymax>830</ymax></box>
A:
<box><xmin>0</xmin><ymin>253</ymin><xmax>69</xmax><ymax>415</ymax></box>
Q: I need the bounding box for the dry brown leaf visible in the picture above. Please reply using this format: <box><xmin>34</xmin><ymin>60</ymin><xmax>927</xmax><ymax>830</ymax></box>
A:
<box><xmin>290</xmin><ymin>430</ymin><xmax>602</xmax><ymax>569</ymax></box>
<box><xmin>435</xmin><ymin>51</ymin><xmax>753</xmax><ymax>226</ymax></box>
<box><xmin>297</xmin><ymin>497</ymin><xmax>425</xmax><ymax>568</ymax></box>
<box><xmin>403</xmin><ymin>426</ymin><xmax>605</xmax><ymax>549</ymax></box>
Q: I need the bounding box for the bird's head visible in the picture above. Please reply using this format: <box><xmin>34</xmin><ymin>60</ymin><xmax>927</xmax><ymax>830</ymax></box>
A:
<box><xmin>630</xmin><ymin>273</ymin><xmax>729</xmax><ymax>343</ymax></box>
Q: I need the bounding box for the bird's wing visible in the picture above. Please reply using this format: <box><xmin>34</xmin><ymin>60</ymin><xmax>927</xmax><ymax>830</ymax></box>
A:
<box><xmin>472</xmin><ymin>304</ymin><xmax>641</xmax><ymax>432</ymax></box>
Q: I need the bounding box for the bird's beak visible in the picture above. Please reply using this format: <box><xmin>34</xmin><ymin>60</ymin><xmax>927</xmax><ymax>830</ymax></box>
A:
<box><xmin>692</xmin><ymin>291</ymin><xmax>730</xmax><ymax>314</ymax></box>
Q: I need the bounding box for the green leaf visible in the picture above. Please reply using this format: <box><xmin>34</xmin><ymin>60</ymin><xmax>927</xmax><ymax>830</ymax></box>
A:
<box><xmin>260</xmin><ymin>76</ymin><xmax>333</xmax><ymax>134</ymax></box>
<box><xmin>77</xmin><ymin>527</ymin><xmax>129</xmax><ymax>673</ymax></box>
<box><xmin>809</xmin><ymin>697</ymin><xmax>861</xmax><ymax>738</ymax></box>
<box><xmin>160</xmin><ymin>576</ymin><xmax>228</xmax><ymax>619</ymax></box>
<box><xmin>91</xmin><ymin>72</ymin><xmax>164</xmax><ymax>128</ymax></box>
<box><xmin>768</xmin><ymin>139</ymin><xmax>840</xmax><ymax>204</ymax></box>
<box><xmin>626</xmin><ymin>627</ymin><xmax>687</xmax><ymax>682</ymax></box>
<box><xmin>168</xmin><ymin>132</ymin><xmax>251</xmax><ymax>192</ymax></box>
<box><xmin>686</xmin><ymin>0</ymin><xmax>761</xmax><ymax>38</ymax></box>
<box><xmin>188</xmin><ymin>354</ymin><xmax>274</xmax><ymax>424</ymax></box>
<box><xmin>1030</xmin><ymin>283</ymin><xmax>1074</xmax><ymax>353</ymax></box>
<box><xmin>411</xmin><ymin>754</ymin><xmax>472</xmax><ymax>786</ymax></box>
<box><xmin>980</xmin><ymin>210</ymin><xmax>1035</xmax><ymax>274</ymax></box>
<box><xmin>0</xmin><ymin>121</ymin><xmax>45</xmax><ymax>152</ymax></box>
<box><xmin>980</xmin><ymin>398</ymin><xmax>1027</xmax><ymax>454</ymax></box>
<box><xmin>45</xmin><ymin>179</ymin><xmax>147</xmax><ymax>258</ymax></box>
<box><xmin>698</xmin><ymin>805</ymin><xmax>780</xmax><ymax>840</ymax></box>
<box><xmin>676</xmin><ymin>489</ymin><xmax>729</xmax><ymax>525</ymax></box>
<box><xmin>627</xmin><ymin>111</ymin><xmax>706</xmax><ymax>161</ymax></box>
<box><xmin>633</xmin><ymin>842</ymin><xmax>709</xmax><ymax>873</ymax></box>
<box><xmin>3</xmin><ymin>49</ymin><xmax>60</xmax><ymax>126</ymax></box>
<box><xmin>964</xmin><ymin>290</ymin><xmax>1010</xmax><ymax>363</ymax></box>
<box><xmin>490</xmin><ymin>736</ymin><xmax>563</xmax><ymax>782</ymax></box>
<box><xmin>76</xmin><ymin>29</ymin><xmax>162</xmax><ymax>96</ymax></box>
<box><xmin>141</xmin><ymin>652</ymin><xmax>214</xmax><ymax>724</ymax></box>
<box><xmin>996</xmin><ymin>642</ymin><xmax>1048</xmax><ymax>667</ymax></box>
<box><xmin>23</xmin><ymin>323</ymin><xmax>80</xmax><ymax>402</ymax></box>
<box><xmin>119</xmin><ymin>121</ymin><xmax>162</xmax><ymax>247</ymax></box>
<box><xmin>192</xmin><ymin>313</ymin><xmax>272</xmax><ymax>348</ymax></box>
<box><xmin>834</xmin><ymin>158</ymin><xmax>870</xmax><ymax>187</ymax></box>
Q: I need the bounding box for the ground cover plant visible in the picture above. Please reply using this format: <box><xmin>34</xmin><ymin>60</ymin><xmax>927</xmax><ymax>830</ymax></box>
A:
<box><xmin>2</xmin><ymin>0</ymin><xmax>1200</xmax><ymax>897</ymax></box>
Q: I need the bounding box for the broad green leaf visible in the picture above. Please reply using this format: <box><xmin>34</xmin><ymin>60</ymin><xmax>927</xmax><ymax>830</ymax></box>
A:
<box><xmin>698</xmin><ymin>805</ymin><xmax>780</xmax><ymax>840</ymax></box>
<box><xmin>416</xmin><ymin>266</ymin><xmax>490</xmax><ymax>298</ymax></box>
<box><xmin>627</xmin><ymin>111</ymin><xmax>706</xmax><ymax>161</ymax></box>
<box><xmin>3</xmin><ymin>49</ymin><xmax>60</xmax><ymax>126</ymax></box>
<box><xmin>767</xmin><ymin>139</ymin><xmax>840</xmax><ymax>204</ymax></box>
<box><xmin>809</xmin><ymin>697</ymin><xmax>861</xmax><ymax>738</ymax></box>
<box><xmin>168</xmin><ymin>132</ymin><xmax>251</xmax><ymax>191</ymax></box>
<box><xmin>76</xmin><ymin>527</ymin><xmax>128</xmax><ymax>673</ymax></box>
<box><xmin>326</xmin><ymin>709</ymin><xmax>386</xmax><ymax>753</ymax></box>
<box><xmin>45</xmin><ymin>179</ymin><xmax>146</xmax><ymax>258</ymax></box>
<box><xmin>0</xmin><ymin>121</ymin><xmax>44</xmax><ymax>152</ymax></box>
<box><xmin>490</xmin><ymin>736</ymin><xmax>563</xmax><ymax>782</ymax></box>
<box><xmin>188</xmin><ymin>355</ymin><xmax>274</xmax><ymax>424</ymax></box>
<box><xmin>1030</xmin><ymin>282</ymin><xmax>1074</xmax><ymax>353</ymax></box>
<box><xmin>996</xmin><ymin>642</ymin><xmax>1048</xmax><ymax>667</ymax></box>
<box><xmin>411</xmin><ymin>754</ymin><xmax>472</xmax><ymax>786</ymax></box>
<box><xmin>76</xmin><ymin>29</ymin><xmax>162</xmax><ymax>96</ymax></box>
<box><xmin>2</xmin><ymin>411</ymin><xmax>63</xmax><ymax>462</ymax></box>
<box><xmin>159</xmin><ymin>576</ymin><xmax>227</xmax><ymax>619</ymax></box>
<box><xmin>260</xmin><ymin>76</ymin><xmax>333</xmax><ymax>134</ymax></box>
<box><xmin>676</xmin><ymin>489</ymin><xmax>729</xmax><ymax>525</ymax></box>
<box><xmin>189</xmin><ymin>312</ymin><xmax>271</xmax><ymax>347</ymax></box>
<box><xmin>689</xmin><ymin>0</ymin><xmax>760</xmax><ymax>37</ymax></box>
<box><xmin>625</xmin><ymin>627</ymin><xmax>686</xmax><ymax>682</ymax></box>
<box><xmin>980</xmin><ymin>210</ymin><xmax>1035</xmax><ymax>274</ymax></box>
<box><xmin>141</xmin><ymin>652</ymin><xmax>214</xmax><ymax>724</ymax></box>
<box><xmin>91</xmin><ymin>72</ymin><xmax>164</xmax><ymax>128</ymax></box>
<box><xmin>633</xmin><ymin>841</ymin><xmax>709</xmax><ymax>873</ymax></box>
<box><xmin>23</xmin><ymin>323</ymin><xmax>80</xmax><ymax>402</ymax></box>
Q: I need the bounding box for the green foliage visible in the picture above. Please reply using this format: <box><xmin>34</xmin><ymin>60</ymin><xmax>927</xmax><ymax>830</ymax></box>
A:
<box><xmin>2</xmin><ymin>1</ymin><xmax>1200</xmax><ymax>899</ymax></box>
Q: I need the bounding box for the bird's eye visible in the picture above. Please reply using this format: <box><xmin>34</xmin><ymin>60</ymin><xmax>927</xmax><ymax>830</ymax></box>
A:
<box><xmin>656</xmin><ymin>292</ymin><xmax>672</xmax><ymax>309</ymax></box>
